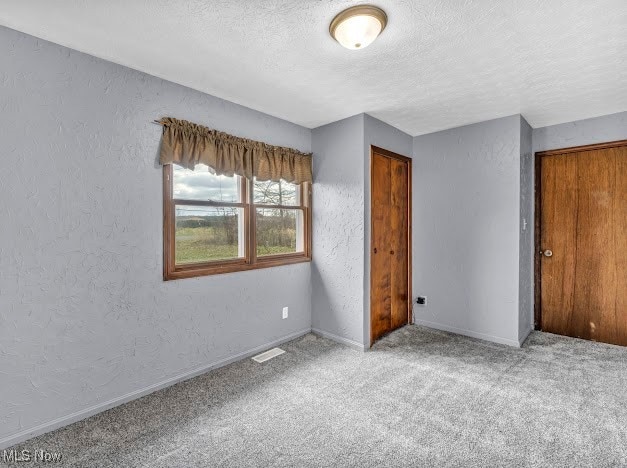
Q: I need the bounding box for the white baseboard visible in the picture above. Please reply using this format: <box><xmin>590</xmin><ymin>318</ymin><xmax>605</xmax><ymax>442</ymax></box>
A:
<box><xmin>413</xmin><ymin>319</ymin><xmax>521</xmax><ymax>347</ymax></box>
<box><xmin>311</xmin><ymin>328</ymin><xmax>367</xmax><ymax>351</ymax></box>
<box><xmin>0</xmin><ymin>327</ymin><xmax>311</xmax><ymax>450</ymax></box>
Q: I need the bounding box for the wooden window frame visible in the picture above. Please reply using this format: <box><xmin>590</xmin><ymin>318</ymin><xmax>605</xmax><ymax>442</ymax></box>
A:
<box><xmin>163</xmin><ymin>164</ymin><xmax>312</xmax><ymax>280</ymax></box>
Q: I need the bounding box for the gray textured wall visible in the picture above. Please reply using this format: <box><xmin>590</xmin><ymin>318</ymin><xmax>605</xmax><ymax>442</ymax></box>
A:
<box><xmin>533</xmin><ymin>111</ymin><xmax>627</xmax><ymax>153</ymax></box>
<box><xmin>311</xmin><ymin>115</ymin><xmax>365</xmax><ymax>347</ymax></box>
<box><xmin>362</xmin><ymin>115</ymin><xmax>413</xmax><ymax>345</ymax></box>
<box><xmin>412</xmin><ymin>115</ymin><xmax>523</xmax><ymax>346</ymax></box>
<box><xmin>519</xmin><ymin>117</ymin><xmax>534</xmax><ymax>342</ymax></box>
<box><xmin>310</xmin><ymin>114</ymin><xmax>412</xmax><ymax>348</ymax></box>
<box><xmin>0</xmin><ymin>26</ymin><xmax>312</xmax><ymax>443</ymax></box>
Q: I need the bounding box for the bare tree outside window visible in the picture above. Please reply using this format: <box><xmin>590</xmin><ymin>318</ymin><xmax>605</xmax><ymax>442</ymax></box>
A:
<box><xmin>254</xmin><ymin>179</ymin><xmax>301</xmax><ymax>256</ymax></box>
<box><xmin>174</xmin><ymin>205</ymin><xmax>242</xmax><ymax>263</ymax></box>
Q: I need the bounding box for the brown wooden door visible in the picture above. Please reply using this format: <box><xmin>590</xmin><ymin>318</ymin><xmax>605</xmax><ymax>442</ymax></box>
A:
<box><xmin>371</xmin><ymin>147</ymin><xmax>411</xmax><ymax>345</ymax></box>
<box><xmin>539</xmin><ymin>142</ymin><xmax>627</xmax><ymax>346</ymax></box>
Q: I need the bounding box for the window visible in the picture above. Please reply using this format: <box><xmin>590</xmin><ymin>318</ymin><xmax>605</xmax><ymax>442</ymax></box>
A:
<box><xmin>163</xmin><ymin>164</ymin><xmax>311</xmax><ymax>279</ymax></box>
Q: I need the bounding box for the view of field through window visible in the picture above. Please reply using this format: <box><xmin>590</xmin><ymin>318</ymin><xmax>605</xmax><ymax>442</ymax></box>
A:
<box><xmin>173</xmin><ymin>165</ymin><xmax>302</xmax><ymax>265</ymax></box>
<box><xmin>175</xmin><ymin>205</ymin><xmax>243</xmax><ymax>263</ymax></box>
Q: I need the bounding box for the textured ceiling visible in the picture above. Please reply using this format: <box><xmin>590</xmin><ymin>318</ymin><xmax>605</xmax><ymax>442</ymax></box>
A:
<box><xmin>1</xmin><ymin>0</ymin><xmax>625</xmax><ymax>135</ymax></box>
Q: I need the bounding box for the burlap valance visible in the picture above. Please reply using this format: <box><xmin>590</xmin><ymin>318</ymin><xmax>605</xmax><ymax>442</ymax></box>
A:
<box><xmin>158</xmin><ymin>117</ymin><xmax>313</xmax><ymax>184</ymax></box>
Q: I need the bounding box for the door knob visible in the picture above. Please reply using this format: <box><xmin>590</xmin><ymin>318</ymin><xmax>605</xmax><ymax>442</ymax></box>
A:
<box><xmin>540</xmin><ymin>249</ymin><xmax>553</xmax><ymax>257</ymax></box>
<box><xmin>390</xmin><ymin>250</ymin><xmax>395</xmax><ymax>255</ymax></box>
<box><xmin>374</xmin><ymin>248</ymin><xmax>377</xmax><ymax>254</ymax></box>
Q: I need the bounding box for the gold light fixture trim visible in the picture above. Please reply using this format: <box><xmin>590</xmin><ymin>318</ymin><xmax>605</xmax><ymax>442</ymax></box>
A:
<box><xmin>329</xmin><ymin>5</ymin><xmax>388</xmax><ymax>50</ymax></box>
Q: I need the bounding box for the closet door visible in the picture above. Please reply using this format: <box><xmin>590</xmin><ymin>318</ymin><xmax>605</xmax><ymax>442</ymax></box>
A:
<box><xmin>370</xmin><ymin>147</ymin><xmax>411</xmax><ymax>345</ymax></box>
<box><xmin>538</xmin><ymin>142</ymin><xmax>627</xmax><ymax>346</ymax></box>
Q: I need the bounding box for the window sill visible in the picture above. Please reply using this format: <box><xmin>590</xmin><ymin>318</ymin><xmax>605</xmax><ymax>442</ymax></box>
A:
<box><xmin>164</xmin><ymin>255</ymin><xmax>311</xmax><ymax>281</ymax></box>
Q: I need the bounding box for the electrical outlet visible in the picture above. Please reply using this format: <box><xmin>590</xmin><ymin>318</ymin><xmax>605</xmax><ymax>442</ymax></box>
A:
<box><xmin>416</xmin><ymin>296</ymin><xmax>427</xmax><ymax>306</ymax></box>
<box><xmin>282</xmin><ymin>307</ymin><xmax>289</xmax><ymax>319</ymax></box>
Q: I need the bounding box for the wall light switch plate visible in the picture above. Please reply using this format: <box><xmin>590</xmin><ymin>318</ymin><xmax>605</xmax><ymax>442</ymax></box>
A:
<box><xmin>282</xmin><ymin>307</ymin><xmax>289</xmax><ymax>319</ymax></box>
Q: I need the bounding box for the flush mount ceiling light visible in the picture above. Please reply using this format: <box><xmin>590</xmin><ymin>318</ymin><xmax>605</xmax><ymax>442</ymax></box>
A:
<box><xmin>329</xmin><ymin>5</ymin><xmax>388</xmax><ymax>50</ymax></box>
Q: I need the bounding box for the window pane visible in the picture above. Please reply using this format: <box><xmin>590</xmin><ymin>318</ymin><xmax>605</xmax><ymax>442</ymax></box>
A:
<box><xmin>175</xmin><ymin>205</ymin><xmax>244</xmax><ymax>264</ymax></box>
<box><xmin>253</xmin><ymin>179</ymin><xmax>299</xmax><ymax>206</ymax></box>
<box><xmin>173</xmin><ymin>164</ymin><xmax>240</xmax><ymax>202</ymax></box>
<box><xmin>256</xmin><ymin>208</ymin><xmax>304</xmax><ymax>257</ymax></box>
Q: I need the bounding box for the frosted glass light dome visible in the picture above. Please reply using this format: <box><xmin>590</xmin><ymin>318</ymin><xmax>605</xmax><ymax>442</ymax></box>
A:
<box><xmin>330</xmin><ymin>5</ymin><xmax>387</xmax><ymax>50</ymax></box>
